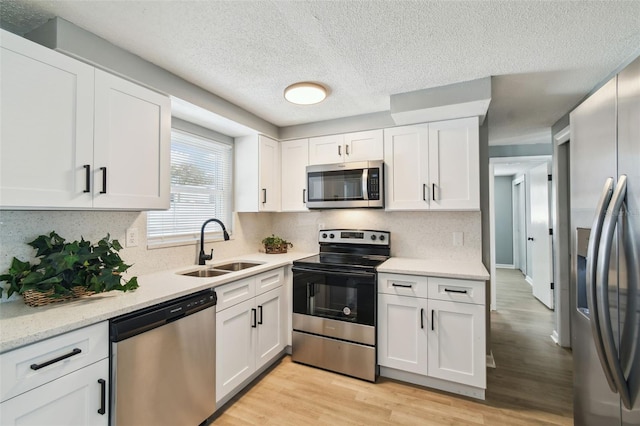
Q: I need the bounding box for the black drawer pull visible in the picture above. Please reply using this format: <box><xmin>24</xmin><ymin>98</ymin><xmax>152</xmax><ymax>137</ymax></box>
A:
<box><xmin>83</xmin><ymin>165</ymin><xmax>91</xmax><ymax>193</ymax></box>
<box><xmin>420</xmin><ymin>308</ymin><xmax>424</xmax><ymax>329</ymax></box>
<box><xmin>30</xmin><ymin>348</ymin><xmax>82</xmax><ymax>370</ymax></box>
<box><xmin>100</xmin><ymin>167</ymin><xmax>107</xmax><ymax>194</ymax></box>
<box><xmin>258</xmin><ymin>305</ymin><xmax>263</xmax><ymax>325</ymax></box>
<box><xmin>251</xmin><ymin>308</ymin><xmax>257</xmax><ymax>328</ymax></box>
<box><xmin>444</xmin><ymin>288</ymin><xmax>468</xmax><ymax>294</ymax></box>
<box><xmin>431</xmin><ymin>309</ymin><xmax>435</xmax><ymax>331</ymax></box>
<box><xmin>98</xmin><ymin>379</ymin><xmax>106</xmax><ymax>415</ymax></box>
<box><xmin>392</xmin><ymin>283</ymin><xmax>413</xmax><ymax>288</ymax></box>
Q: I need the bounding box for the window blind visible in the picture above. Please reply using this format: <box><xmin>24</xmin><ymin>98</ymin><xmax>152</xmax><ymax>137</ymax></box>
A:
<box><xmin>147</xmin><ymin>129</ymin><xmax>232</xmax><ymax>245</ymax></box>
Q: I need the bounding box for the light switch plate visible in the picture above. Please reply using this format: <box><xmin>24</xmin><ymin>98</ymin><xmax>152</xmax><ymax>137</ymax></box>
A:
<box><xmin>126</xmin><ymin>227</ymin><xmax>139</xmax><ymax>247</ymax></box>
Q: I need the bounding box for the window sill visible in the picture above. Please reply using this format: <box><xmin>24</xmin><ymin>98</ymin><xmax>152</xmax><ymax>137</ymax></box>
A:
<box><xmin>147</xmin><ymin>233</ymin><xmax>233</xmax><ymax>250</ymax></box>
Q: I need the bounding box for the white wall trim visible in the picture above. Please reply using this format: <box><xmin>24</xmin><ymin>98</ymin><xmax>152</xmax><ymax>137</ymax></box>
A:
<box><xmin>551</xmin><ymin>330</ymin><xmax>560</xmax><ymax>345</ymax></box>
<box><xmin>496</xmin><ymin>264</ymin><xmax>515</xmax><ymax>269</ymax></box>
<box><xmin>554</xmin><ymin>125</ymin><xmax>570</xmax><ymax>145</ymax></box>
<box><xmin>486</xmin><ymin>351</ymin><xmax>496</xmax><ymax>369</ymax></box>
<box><xmin>525</xmin><ymin>275</ymin><xmax>534</xmax><ymax>286</ymax></box>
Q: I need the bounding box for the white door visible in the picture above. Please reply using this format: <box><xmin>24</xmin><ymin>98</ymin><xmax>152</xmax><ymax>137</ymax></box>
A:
<box><xmin>383</xmin><ymin>125</ymin><xmax>430</xmax><ymax>210</ymax></box>
<box><xmin>308</xmin><ymin>134</ymin><xmax>344</xmax><ymax>165</ymax></box>
<box><xmin>427</xmin><ymin>300</ymin><xmax>486</xmax><ymax>388</ymax></box>
<box><xmin>93</xmin><ymin>70</ymin><xmax>170</xmax><ymax>210</ymax></box>
<box><xmin>258</xmin><ymin>135</ymin><xmax>281</xmax><ymax>211</ymax></box>
<box><xmin>0</xmin><ymin>359</ymin><xmax>109</xmax><ymax>426</ymax></box>
<box><xmin>428</xmin><ymin>117</ymin><xmax>480</xmax><ymax>210</ymax></box>
<box><xmin>280</xmin><ymin>139</ymin><xmax>309</xmax><ymax>211</ymax></box>
<box><xmin>529</xmin><ymin>163</ymin><xmax>554</xmax><ymax>309</ymax></box>
<box><xmin>377</xmin><ymin>294</ymin><xmax>428</xmax><ymax>374</ymax></box>
<box><xmin>0</xmin><ymin>29</ymin><xmax>94</xmax><ymax>209</ymax></box>
<box><xmin>216</xmin><ymin>299</ymin><xmax>256</xmax><ymax>403</ymax></box>
<box><xmin>343</xmin><ymin>129</ymin><xmax>384</xmax><ymax>162</ymax></box>
<box><xmin>255</xmin><ymin>287</ymin><xmax>285</xmax><ymax>370</ymax></box>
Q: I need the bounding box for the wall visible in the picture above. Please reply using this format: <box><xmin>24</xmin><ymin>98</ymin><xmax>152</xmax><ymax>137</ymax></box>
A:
<box><xmin>494</xmin><ymin>176</ymin><xmax>514</xmax><ymax>266</ymax></box>
<box><xmin>270</xmin><ymin>210</ymin><xmax>482</xmax><ymax>260</ymax></box>
<box><xmin>0</xmin><ymin>210</ymin><xmax>272</xmax><ymax>301</ymax></box>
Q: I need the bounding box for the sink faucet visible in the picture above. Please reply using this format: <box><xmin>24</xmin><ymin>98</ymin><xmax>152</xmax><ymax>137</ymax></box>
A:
<box><xmin>199</xmin><ymin>218</ymin><xmax>230</xmax><ymax>265</ymax></box>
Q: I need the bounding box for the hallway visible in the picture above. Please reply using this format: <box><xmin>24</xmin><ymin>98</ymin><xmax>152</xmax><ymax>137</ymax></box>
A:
<box><xmin>212</xmin><ymin>269</ymin><xmax>574</xmax><ymax>425</ymax></box>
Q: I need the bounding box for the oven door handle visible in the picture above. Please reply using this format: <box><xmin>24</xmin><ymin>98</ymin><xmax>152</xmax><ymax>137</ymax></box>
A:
<box><xmin>292</xmin><ymin>266</ymin><xmax>376</xmax><ymax>279</ymax></box>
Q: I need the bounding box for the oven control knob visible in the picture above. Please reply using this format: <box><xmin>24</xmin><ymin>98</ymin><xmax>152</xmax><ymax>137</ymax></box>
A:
<box><xmin>379</xmin><ymin>235</ymin><xmax>386</xmax><ymax>241</ymax></box>
<box><xmin>322</xmin><ymin>233</ymin><xmax>327</xmax><ymax>239</ymax></box>
<box><xmin>329</xmin><ymin>233</ymin><xmax>335</xmax><ymax>239</ymax></box>
<box><xmin>370</xmin><ymin>235</ymin><xmax>377</xmax><ymax>241</ymax></box>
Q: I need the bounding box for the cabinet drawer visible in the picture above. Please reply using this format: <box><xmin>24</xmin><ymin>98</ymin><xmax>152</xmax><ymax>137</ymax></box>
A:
<box><xmin>255</xmin><ymin>268</ymin><xmax>284</xmax><ymax>296</ymax></box>
<box><xmin>1</xmin><ymin>322</ymin><xmax>108</xmax><ymax>402</ymax></box>
<box><xmin>378</xmin><ymin>273</ymin><xmax>429</xmax><ymax>298</ymax></box>
<box><xmin>216</xmin><ymin>276</ymin><xmax>256</xmax><ymax>312</ymax></box>
<box><xmin>428</xmin><ymin>277</ymin><xmax>485</xmax><ymax>305</ymax></box>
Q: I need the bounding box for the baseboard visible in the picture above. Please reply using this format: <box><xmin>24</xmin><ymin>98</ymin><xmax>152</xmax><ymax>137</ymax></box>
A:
<box><xmin>525</xmin><ymin>275</ymin><xmax>533</xmax><ymax>286</ymax></box>
<box><xmin>486</xmin><ymin>351</ymin><xmax>496</xmax><ymax>368</ymax></box>
<box><xmin>551</xmin><ymin>331</ymin><xmax>560</xmax><ymax>345</ymax></box>
<box><xmin>496</xmin><ymin>264</ymin><xmax>515</xmax><ymax>269</ymax></box>
<box><xmin>379</xmin><ymin>366</ymin><xmax>485</xmax><ymax>400</ymax></box>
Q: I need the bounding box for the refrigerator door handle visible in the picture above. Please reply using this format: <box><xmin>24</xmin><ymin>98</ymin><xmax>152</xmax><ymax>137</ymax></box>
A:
<box><xmin>597</xmin><ymin>175</ymin><xmax>632</xmax><ymax>409</ymax></box>
<box><xmin>586</xmin><ymin>177</ymin><xmax>617</xmax><ymax>392</ymax></box>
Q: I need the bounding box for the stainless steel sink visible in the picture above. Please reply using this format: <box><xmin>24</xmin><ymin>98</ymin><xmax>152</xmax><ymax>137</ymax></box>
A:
<box><xmin>213</xmin><ymin>261</ymin><xmax>262</xmax><ymax>271</ymax></box>
<box><xmin>180</xmin><ymin>269</ymin><xmax>231</xmax><ymax>278</ymax></box>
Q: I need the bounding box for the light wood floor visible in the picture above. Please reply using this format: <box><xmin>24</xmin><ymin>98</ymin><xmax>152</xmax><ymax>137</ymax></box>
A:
<box><xmin>212</xmin><ymin>269</ymin><xmax>573</xmax><ymax>425</ymax></box>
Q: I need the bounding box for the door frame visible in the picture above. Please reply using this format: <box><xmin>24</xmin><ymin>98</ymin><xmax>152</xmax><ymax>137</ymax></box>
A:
<box><xmin>512</xmin><ymin>175</ymin><xmax>526</xmax><ymax>273</ymax></box>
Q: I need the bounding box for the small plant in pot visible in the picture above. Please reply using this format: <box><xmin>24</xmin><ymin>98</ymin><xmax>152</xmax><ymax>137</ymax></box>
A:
<box><xmin>0</xmin><ymin>231</ymin><xmax>139</xmax><ymax>307</ymax></box>
<box><xmin>261</xmin><ymin>234</ymin><xmax>293</xmax><ymax>254</ymax></box>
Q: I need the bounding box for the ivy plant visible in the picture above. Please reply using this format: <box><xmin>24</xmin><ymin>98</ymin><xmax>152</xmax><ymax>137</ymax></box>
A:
<box><xmin>0</xmin><ymin>231</ymin><xmax>139</xmax><ymax>299</ymax></box>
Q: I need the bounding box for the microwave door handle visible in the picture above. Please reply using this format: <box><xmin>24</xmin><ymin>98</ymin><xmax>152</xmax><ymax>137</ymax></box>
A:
<box><xmin>597</xmin><ymin>175</ymin><xmax>632</xmax><ymax>409</ymax></box>
<box><xmin>362</xmin><ymin>168</ymin><xmax>369</xmax><ymax>201</ymax></box>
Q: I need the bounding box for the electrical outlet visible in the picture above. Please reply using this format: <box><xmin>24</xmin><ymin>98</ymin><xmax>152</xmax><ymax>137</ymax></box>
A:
<box><xmin>126</xmin><ymin>228</ymin><xmax>139</xmax><ymax>247</ymax></box>
<box><xmin>453</xmin><ymin>232</ymin><xmax>464</xmax><ymax>247</ymax></box>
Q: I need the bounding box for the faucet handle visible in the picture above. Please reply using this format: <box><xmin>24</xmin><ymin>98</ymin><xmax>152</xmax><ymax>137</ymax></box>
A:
<box><xmin>205</xmin><ymin>249</ymin><xmax>213</xmax><ymax>261</ymax></box>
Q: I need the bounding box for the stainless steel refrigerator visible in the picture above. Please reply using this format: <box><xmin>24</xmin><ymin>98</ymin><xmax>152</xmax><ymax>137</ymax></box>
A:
<box><xmin>570</xmin><ymin>55</ymin><xmax>640</xmax><ymax>425</ymax></box>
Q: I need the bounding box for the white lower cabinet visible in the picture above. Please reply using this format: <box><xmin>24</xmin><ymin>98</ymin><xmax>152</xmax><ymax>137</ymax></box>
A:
<box><xmin>216</xmin><ymin>268</ymin><xmax>285</xmax><ymax>404</ymax></box>
<box><xmin>378</xmin><ymin>273</ymin><xmax>486</xmax><ymax>398</ymax></box>
<box><xmin>0</xmin><ymin>322</ymin><xmax>109</xmax><ymax>425</ymax></box>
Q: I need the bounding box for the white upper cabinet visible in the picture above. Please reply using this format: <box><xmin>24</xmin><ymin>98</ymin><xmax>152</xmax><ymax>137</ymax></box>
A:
<box><xmin>235</xmin><ymin>134</ymin><xmax>281</xmax><ymax>212</ymax></box>
<box><xmin>0</xmin><ymin>29</ymin><xmax>95</xmax><ymax>209</ymax></box>
<box><xmin>308</xmin><ymin>129</ymin><xmax>383</xmax><ymax>165</ymax></box>
<box><xmin>384</xmin><ymin>117</ymin><xmax>480</xmax><ymax>211</ymax></box>
<box><xmin>0</xmin><ymin>29</ymin><xmax>170</xmax><ymax>210</ymax></box>
<box><xmin>280</xmin><ymin>139</ymin><xmax>309</xmax><ymax>212</ymax></box>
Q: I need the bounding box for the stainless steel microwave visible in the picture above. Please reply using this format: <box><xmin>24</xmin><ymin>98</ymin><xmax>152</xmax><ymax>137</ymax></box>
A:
<box><xmin>306</xmin><ymin>160</ymin><xmax>384</xmax><ymax>209</ymax></box>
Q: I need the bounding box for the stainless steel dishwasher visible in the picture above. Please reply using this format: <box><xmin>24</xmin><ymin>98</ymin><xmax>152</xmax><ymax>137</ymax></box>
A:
<box><xmin>110</xmin><ymin>288</ymin><xmax>217</xmax><ymax>426</ymax></box>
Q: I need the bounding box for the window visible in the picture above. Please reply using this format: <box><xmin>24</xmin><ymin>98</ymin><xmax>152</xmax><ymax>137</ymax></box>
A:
<box><xmin>147</xmin><ymin>129</ymin><xmax>232</xmax><ymax>246</ymax></box>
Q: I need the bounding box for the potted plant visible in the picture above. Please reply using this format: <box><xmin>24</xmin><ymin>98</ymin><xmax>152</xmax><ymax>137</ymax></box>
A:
<box><xmin>0</xmin><ymin>231</ymin><xmax>139</xmax><ymax>307</ymax></box>
<box><xmin>261</xmin><ymin>234</ymin><xmax>293</xmax><ymax>254</ymax></box>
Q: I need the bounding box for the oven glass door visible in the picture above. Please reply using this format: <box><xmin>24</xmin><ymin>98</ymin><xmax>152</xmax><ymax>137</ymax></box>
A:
<box><xmin>307</xmin><ymin>169</ymin><xmax>365</xmax><ymax>202</ymax></box>
<box><xmin>292</xmin><ymin>267</ymin><xmax>375</xmax><ymax>326</ymax></box>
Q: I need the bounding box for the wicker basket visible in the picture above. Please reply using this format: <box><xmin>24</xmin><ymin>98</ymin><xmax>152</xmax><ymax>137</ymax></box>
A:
<box><xmin>22</xmin><ymin>287</ymin><xmax>95</xmax><ymax>307</ymax></box>
<box><xmin>264</xmin><ymin>244</ymin><xmax>288</xmax><ymax>254</ymax></box>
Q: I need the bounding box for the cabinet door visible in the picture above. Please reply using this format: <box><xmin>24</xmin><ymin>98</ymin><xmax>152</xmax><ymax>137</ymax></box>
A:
<box><xmin>308</xmin><ymin>134</ymin><xmax>344</xmax><ymax>165</ymax></box>
<box><xmin>428</xmin><ymin>117</ymin><xmax>479</xmax><ymax>210</ymax></box>
<box><xmin>427</xmin><ymin>299</ymin><xmax>486</xmax><ymax>388</ymax></box>
<box><xmin>377</xmin><ymin>294</ymin><xmax>428</xmax><ymax>375</ymax></box>
<box><xmin>0</xmin><ymin>359</ymin><xmax>108</xmax><ymax>426</ymax></box>
<box><xmin>93</xmin><ymin>70</ymin><xmax>170</xmax><ymax>210</ymax></box>
<box><xmin>255</xmin><ymin>287</ymin><xmax>285</xmax><ymax>370</ymax></box>
<box><xmin>280</xmin><ymin>139</ymin><xmax>309</xmax><ymax>211</ymax></box>
<box><xmin>216</xmin><ymin>299</ymin><xmax>256</xmax><ymax>403</ymax></box>
<box><xmin>383</xmin><ymin>125</ymin><xmax>430</xmax><ymax>210</ymax></box>
<box><xmin>258</xmin><ymin>135</ymin><xmax>281</xmax><ymax>211</ymax></box>
<box><xmin>0</xmin><ymin>29</ymin><xmax>94</xmax><ymax>209</ymax></box>
<box><xmin>343</xmin><ymin>129</ymin><xmax>383</xmax><ymax>162</ymax></box>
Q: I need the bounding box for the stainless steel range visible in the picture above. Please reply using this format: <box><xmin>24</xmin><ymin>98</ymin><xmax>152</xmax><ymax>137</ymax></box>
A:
<box><xmin>291</xmin><ymin>229</ymin><xmax>390</xmax><ymax>382</ymax></box>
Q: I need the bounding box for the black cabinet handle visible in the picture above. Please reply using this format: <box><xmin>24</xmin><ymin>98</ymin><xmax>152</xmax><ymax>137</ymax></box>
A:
<box><xmin>431</xmin><ymin>310</ymin><xmax>435</xmax><ymax>331</ymax></box>
<box><xmin>346</xmin><ymin>144</ymin><xmax>350</xmax><ymax>156</ymax></box>
<box><xmin>30</xmin><ymin>348</ymin><xmax>82</xmax><ymax>370</ymax></box>
<box><xmin>392</xmin><ymin>283</ymin><xmax>413</xmax><ymax>288</ymax></box>
<box><xmin>98</xmin><ymin>379</ymin><xmax>106</xmax><ymax>415</ymax></box>
<box><xmin>100</xmin><ymin>167</ymin><xmax>107</xmax><ymax>194</ymax></box>
<box><xmin>262</xmin><ymin>188</ymin><xmax>267</xmax><ymax>204</ymax></box>
<box><xmin>303</xmin><ymin>188</ymin><xmax>306</xmax><ymax>204</ymax></box>
<box><xmin>528</xmin><ymin>237</ymin><xmax>534</xmax><ymax>241</ymax></box>
<box><xmin>432</xmin><ymin>183</ymin><xmax>436</xmax><ymax>201</ymax></box>
<box><xmin>338</xmin><ymin>145</ymin><xmax>342</xmax><ymax>156</ymax></box>
<box><xmin>423</xmin><ymin>184</ymin><xmax>427</xmax><ymax>201</ymax></box>
<box><xmin>251</xmin><ymin>308</ymin><xmax>257</xmax><ymax>328</ymax></box>
<box><xmin>258</xmin><ymin>305</ymin><xmax>263</xmax><ymax>325</ymax></box>
<box><xmin>83</xmin><ymin>165</ymin><xmax>91</xmax><ymax>193</ymax></box>
<box><xmin>420</xmin><ymin>308</ymin><xmax>424</xmax><ymax>329</ymax></box>
<box><xmin>444</xmin><ymin>288</ymin><xmax>468</xmax><ymax>294</ymax></box>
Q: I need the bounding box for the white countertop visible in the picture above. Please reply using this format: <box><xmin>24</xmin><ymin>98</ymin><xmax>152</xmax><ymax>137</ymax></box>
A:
<box><xmin>0</xmin><ymin>251</ymin><xmax>314</xmax><ymax>353</ymax></box>
<box><xmin>377</xmin><ymin>257</ymin><xmax>490</xmax><ymax>281</ymax></box>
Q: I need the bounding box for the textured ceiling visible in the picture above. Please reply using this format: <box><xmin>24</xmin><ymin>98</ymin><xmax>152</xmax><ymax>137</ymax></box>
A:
<box><xmin>1</xmin><ymin>1</ymin><xmax>639</xmax><ymax>145</ymax></box>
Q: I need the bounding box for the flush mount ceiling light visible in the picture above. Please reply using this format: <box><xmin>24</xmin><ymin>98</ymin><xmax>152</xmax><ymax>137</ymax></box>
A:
<box><xmin>284</xmin><ymin>82</ymin><xmax>327</xmax><ymax>105</ymax></box>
